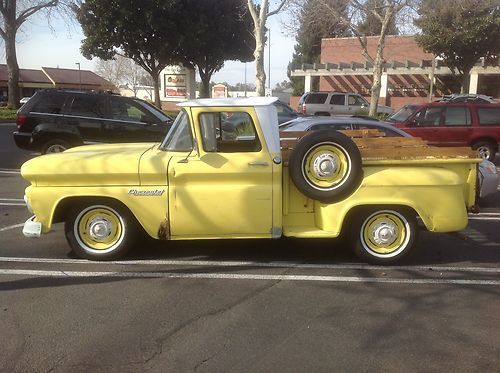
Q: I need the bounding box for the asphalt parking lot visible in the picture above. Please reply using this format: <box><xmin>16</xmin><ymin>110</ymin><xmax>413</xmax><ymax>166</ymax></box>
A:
<box><xmin>1</xmin><ymin>122</ymin><xmax>499</xmax><ymax>372</ymax></box>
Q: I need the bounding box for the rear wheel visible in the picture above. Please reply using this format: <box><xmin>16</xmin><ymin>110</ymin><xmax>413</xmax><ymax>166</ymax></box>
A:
<box><xmin>350</xmin><ymin>208</ymin><xmax>418</xmax><ymax>264</ymax></box>
<box><xmin>472</xmin><ymin>141</ymin><xmax>496</xmax><ymax>161</ymax></box>
<box><xmin>41</xmin><ymin>139</ymin><xmax>70</xmax><ymax>154</ymax></box>
<box><xmin>65</xmin><ymin>202</ymin><xmax>137</xmax><ymax>260</ymax></box>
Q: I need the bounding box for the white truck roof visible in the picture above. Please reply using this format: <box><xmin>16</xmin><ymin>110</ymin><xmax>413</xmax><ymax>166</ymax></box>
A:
<box><xmin>178</xmin><ymin>97</ymin><xmax>281</xmax><ymax>154</ymax></box>
<box><xmin>178</xmin><ymin>97</ymin><xmax>279</xmax><ymax>107</ymax></box>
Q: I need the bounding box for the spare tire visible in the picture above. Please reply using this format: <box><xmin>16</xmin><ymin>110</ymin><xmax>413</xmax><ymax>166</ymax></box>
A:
<box><xmin>289</xmin><ymin>130</ymin><xmax>363</xmax><ymax>203</ymax></box>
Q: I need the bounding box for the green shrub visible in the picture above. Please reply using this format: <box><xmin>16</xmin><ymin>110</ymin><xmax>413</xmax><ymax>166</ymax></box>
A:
<box><xmin>0</xmin><ymin>108</ymin><xmax>17</xmax><ymax>120</ymax></box>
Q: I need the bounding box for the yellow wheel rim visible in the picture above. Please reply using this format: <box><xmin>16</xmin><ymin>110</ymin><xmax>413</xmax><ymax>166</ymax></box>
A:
<box><xmin>76</xmin><ymin>207</ymin><xmax>123</xmax><ymax>251</ymax></box>
<box><xmin>361</xmin><ymin>211</ymin><xmax>409</xmax><ymax>256</ymax></box>
<box><xmin>302</xmin><ymin>143</ymin><xmax>351</xmax><ymax>190</ymax></box>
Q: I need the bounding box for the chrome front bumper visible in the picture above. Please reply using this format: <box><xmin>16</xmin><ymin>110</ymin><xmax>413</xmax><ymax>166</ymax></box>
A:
<box><xmin>22</xmin><ymin>216</ymin><xmax>42</xmax><ymax>238</ymax></box>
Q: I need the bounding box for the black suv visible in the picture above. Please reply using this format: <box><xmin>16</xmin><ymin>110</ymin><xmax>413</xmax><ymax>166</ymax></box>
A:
<box><xmin>13</xmin><ymin>90</ymin><xmax>173</xmax><ymax>153</ymax></box>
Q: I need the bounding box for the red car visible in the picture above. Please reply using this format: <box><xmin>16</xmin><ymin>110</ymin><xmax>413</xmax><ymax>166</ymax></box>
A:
<box><xmin>386</xmin><ymin>102</ymin><xmax>500</xmax><ymax>161</ymax></box>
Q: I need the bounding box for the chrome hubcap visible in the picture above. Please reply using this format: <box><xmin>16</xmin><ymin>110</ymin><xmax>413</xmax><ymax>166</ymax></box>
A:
<box><xmin>313</xmin><ymin>153</ymin><xmax>338</xmax><ymax>178</ymax></box>
<box><xmin>47</xmin><ymin>144</ymin><xmax>66</xmax><ymax>153</ymax></box>
<box><xmin>477</xmin><ymin>146</ymin><xmax>490</xmax><ymax>159</ymax></box>
<box><xmin>88</xmin><ymin>218</ymin><xmax>113</xmax><ymax>240</ymax></box>
<box><xmin>372</xmin><ymin>222</ymin><xmax>398</xmax><ymax>245</ymax></box>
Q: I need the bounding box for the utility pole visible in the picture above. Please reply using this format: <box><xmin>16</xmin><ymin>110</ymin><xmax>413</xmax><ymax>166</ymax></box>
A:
<box><xmin>268</xmin><ymin>29</ymin><xmax>271</xmax><ymax>91</ymax></box>
<box><xmin>75</xmin><ymin>63</ymin><xmax>82</xmax><ymax>90</ymax></box>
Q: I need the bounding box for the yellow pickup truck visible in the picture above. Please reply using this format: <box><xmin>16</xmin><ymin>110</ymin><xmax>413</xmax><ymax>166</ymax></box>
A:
<box><xmin>20</xmin><ymin>97</ymin><xmax>480</xmax><ymax>264</ymax></box>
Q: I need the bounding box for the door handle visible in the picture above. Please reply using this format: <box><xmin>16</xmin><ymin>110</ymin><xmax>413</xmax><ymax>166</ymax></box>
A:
<box><xmin>248</xmin><ymin>161</ymin><xmax>269</xmax><ymax>166</ymax></box>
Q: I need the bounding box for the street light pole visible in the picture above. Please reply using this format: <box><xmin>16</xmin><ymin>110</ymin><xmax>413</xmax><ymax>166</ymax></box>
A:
<box><xmin>268</xmin><ymin>29</ymin><xmax>271</xmax><ymax>91</ymax></box>
<box><xmin>75</xmin><ymin>62</ymin><xmax>82</xmax><ymax>90</ymax></box>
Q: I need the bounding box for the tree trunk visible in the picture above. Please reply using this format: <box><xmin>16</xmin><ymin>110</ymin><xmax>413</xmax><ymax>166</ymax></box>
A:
<box><xmin>5</xmin><ymin>23</ymin><xmax>20</xmax><ymax>108</ymax></box>
<box><xmin>199</xmin><ymin>70</ymin><xmax>210</xmax><ymax>98</ymax></box>
<box><xmin>460</xmin><ymin>73</ymin><xmax>470</xmax><ymax>94</ymax></box>
<box><xmin>151</xmin><ymin>70</ymin><xmax>161</xmax><ymax>108</ymax></box>
<box><xmin>254</xmin><ymin>23</ymin><xmax>266</xmax><ymax>96</ymax></box>
<box><xmin>369</xmin><ymin>54</ymin><xmax>384</xmax><ymax>117</ymax></box>
<box><xmin>368</xmin><ymin>7</ymin><xmax>393</xmax><ymax>117</ymax></box>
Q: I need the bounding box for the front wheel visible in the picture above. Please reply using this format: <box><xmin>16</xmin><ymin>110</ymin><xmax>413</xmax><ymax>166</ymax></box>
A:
<box><xmin>41</xmin><ymin>139</ymin><xmax>70</xmax><ymax>154</ymax></box>
<box><xmin>350</xmin><ymin>208</ymin><xmax>418</xmax><ymax>264</ymax></box>
<box><xmin>65</xmin><ymin>203</ymin><xmax>137</xmax><ymax>260</ymax></box>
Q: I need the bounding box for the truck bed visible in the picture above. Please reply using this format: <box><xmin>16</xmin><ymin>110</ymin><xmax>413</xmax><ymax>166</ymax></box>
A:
<box><xmin>280</xmin><ymin>129</ymin><xmax>479</xmax><ymax>164</ymax></box>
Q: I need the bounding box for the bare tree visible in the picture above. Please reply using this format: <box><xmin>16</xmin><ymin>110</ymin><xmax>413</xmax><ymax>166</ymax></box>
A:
<box><xmin>95</xmin><ymin>57</ymin><xmax>128</xmax><ymax>87</ymax></box>
<box><xmin>308</xmin><ymin>0</ymin><xmax>413</xmax><ymax>116</ymax></box>
<box><xmin>0</xmin><ymin>0</ymin><xmax>67</xmax><ymax>107</ymax></box>
<box><xmin>95</xmin><ymin>56</ymin><xmax>152</xmax><ymax>97</ymax></box>
<box><xmin>247</xmin><ymin>0</ymin><xmax>287</xmax><ymax>96</ymax></box>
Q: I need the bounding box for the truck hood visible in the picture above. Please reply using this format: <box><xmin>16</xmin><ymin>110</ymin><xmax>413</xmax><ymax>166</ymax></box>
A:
<box><xmin>21</xmin><ymin>143</ymin><xmax>157</xmax><ymax>186</ymax></box>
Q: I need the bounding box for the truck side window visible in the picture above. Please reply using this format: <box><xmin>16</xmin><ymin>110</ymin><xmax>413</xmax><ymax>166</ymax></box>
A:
<box><xmin>199</xmin><ymin>112</ymin><xmax>262</xmax><ymax>153</ymax></box>
<box><xmin>31</xmin><ymin>94</ymin><xmax>66</xmax><ymax>114</ymax></box>
<box><xmin>478</xmin><ymin>107</ymin><xmax>500</xmax><ymax>125</ymax></box>
<box><xmin>444</xmin><ymin>107</ymin><xmax>471</xmax><ymax>126</ymax></box>
<box><xmin>69</xmin><ymin>96</ymin><xmax>106</xmax><ymax>118</ymax></box>
<box><xmin>330</xmin><ymin>94</ymin><xmax>345</xmax><ymax>105</ymax></box>
<box><xmin>348</xmin><ymin>95</ymin><xmax>367</xmax><ymax>106</ymax></box>
<box><xmin>413</xmin><ymin>107</ymin><xmax>442</xmax><ymax>126</ymax></box>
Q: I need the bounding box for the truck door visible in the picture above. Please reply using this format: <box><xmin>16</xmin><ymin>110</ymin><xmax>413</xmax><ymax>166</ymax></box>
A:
<box><xmin>404</xmin><ymin>106</ymin><xmax>443</xmax><ymax>144</ymax></box>
<box><xmin>168</xmin><ymin>108</ymin><xmax>274</xmax><ymax>238</ymax></box>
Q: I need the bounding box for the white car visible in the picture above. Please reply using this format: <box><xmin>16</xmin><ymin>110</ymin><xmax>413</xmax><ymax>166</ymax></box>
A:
<box><xmin>478</xmin><ymin>160</ymin><xmax>499</xmax><ymax>201</ymax></box>
<box><xmin>19</xmin><ymin>97</ymin><xmax>31</xmax><ymax>105</ymax></box>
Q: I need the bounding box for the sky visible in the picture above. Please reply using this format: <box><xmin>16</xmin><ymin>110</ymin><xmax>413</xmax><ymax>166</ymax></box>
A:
<box><xmin>1</xmin><ymin>11</ymin><xmax>296</xmax><ymax>88</ymax></box>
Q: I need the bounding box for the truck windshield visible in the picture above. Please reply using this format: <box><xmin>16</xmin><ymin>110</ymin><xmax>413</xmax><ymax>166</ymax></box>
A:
<box><xmin>160</xmin><ymin>110</ymin><xmax>193</xmax><ymax>152</ymax></box>
<box><xmin>386</xmin><ymin>105</ymin><xmax>418</xmax><ymax>123</ymax></box>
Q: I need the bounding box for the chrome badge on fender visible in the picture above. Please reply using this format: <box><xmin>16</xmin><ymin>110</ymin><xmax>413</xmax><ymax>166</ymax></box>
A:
<box><xmin>128</xmin><ymin>189</ymin><xmax>165</xmax><ymax>196</ymax></box>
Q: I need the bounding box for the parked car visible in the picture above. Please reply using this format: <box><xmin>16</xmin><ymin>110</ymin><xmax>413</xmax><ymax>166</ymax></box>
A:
<box><xmin>274</xmin><ymin>100</ymin><xmax>300</xmax><ymax>124</ymax></box>
<box><xmin>13</xmin><ymin>90</ymin><xmax>173</xmax><ymax>154</ymax></box>
<box><xmin>280</xmin><ymin>116</ymin><xmax>498</xmax><ymax>202</ymax></box>
<box><xmin>477</xmin><ymin>160</ymin><xmax>499</xmax><ymax>203</ymax></box>
<box><xmin>19</xmin><ymin>96</ymin><xmax>31</xmax><ymax>105</ymax></box>
<box><xmin>437</xmin><ymin>94</ymin><xmax>498</xmax><ymax>104</ymax></box>
<box><xmin>297</xmin><ymin>91</ymin><xmax>393</xmax><ymax>116</ymax></box>
<box><xmin>280</xmin><ymin>115</ymin><xmax>409</xmax><ymax>137</ymax></box>
<box><xmin>386</xmin><ymin>102</ymin><xmax>500</xmax><ymax>161</ymax></box>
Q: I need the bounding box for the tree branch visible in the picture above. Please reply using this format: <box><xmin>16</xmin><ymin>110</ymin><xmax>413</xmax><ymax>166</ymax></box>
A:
<box><xmin>16</xmin><ymin>0</ymin><xmax>59</xmax><ymax>28</ymax></box>
<box><xmin>267</xmin><ymin>0</ymin><xmax>287</xmax><ymax>17</ymax></box>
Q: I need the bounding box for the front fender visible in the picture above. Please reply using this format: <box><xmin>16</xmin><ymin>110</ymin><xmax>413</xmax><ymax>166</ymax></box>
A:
<box><xmin>25</xmin><ymin>186</ymin><xmax>168</xmax><ymax>239</ymax></box>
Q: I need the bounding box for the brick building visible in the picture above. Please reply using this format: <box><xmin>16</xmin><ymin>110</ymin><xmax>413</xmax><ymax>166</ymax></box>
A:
<box><xmin>290</xmin><ymin>35</ymin><xmax>500</xmax><ymax>110</ymax></box>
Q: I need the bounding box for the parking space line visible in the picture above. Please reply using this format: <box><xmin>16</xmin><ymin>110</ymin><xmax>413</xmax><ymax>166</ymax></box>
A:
<box><xmin>0</xmin><ymin>223</ymin><xmax>24</xmax><ymax>232</ymax></box>
<box><xmin>1</xmin><ymin>256</ymin><xmax>500</xmax><ymax>273</ymax></box>
<box><xmin>0</xmin><ymin>169</ymin><xmax>21</xmax><ymax>174</ymax></box>
<box><xmin>0</xmin><ymin>268</ymin><xmax>498</xmax><ymax>286</ymax></box>
<box><xmin>468</xmin><ymin>216</ymin><xmax>500</xmax><ymax>221</ymax></box>
<box><xmin>0</xmin><ymin>203</ymin><xmax>25</xmax><ymax>206</ymax></box>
